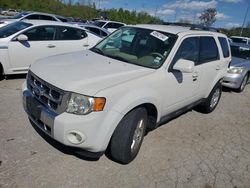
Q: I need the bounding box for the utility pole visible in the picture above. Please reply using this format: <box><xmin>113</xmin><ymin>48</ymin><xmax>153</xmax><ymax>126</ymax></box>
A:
<box><xmin>240</xmin><ymin>0</ymin><xmax>250</xmax><ymax>36</ymax></box>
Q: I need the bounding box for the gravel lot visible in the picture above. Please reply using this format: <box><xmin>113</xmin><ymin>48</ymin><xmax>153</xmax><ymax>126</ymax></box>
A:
<box><xmin>0</xmin><ymin>76</ymin><xmax>250</xmax><ymax>188</ymax></box>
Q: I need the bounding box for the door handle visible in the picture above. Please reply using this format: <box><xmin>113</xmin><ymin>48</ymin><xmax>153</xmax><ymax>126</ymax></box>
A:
<box><xmin>192</xmin><ymin>72</ymin><xmax>198</xmax><ymax>81</ymax></box>
<box><xmin>47</xmin><ymin>44</ymin><xmax>56</xmax><ymax>48</ymax></box>
<box><xmin>83</xmin><ymin>44</ymin><xmax>89</xmax><ymax>47</ymax></box>
<box><xmin>216</xmin><ymin>65</ymin><xmax>220</xmax><ymax>70</ymax></box>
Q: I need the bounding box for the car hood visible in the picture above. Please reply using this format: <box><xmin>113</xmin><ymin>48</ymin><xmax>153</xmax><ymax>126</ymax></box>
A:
<box><xmin>230</xmin><ymin>57</ymin><xmax>250</xmax><ymax>68</ymax></box>
<box><xmin>30</xmin><ymin>50</ymin><xmax>155</xmax><ymax>96</ymax></box>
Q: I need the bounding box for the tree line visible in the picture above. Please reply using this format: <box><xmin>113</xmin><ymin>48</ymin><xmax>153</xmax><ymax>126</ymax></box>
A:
<box><xmin>1</xmin><ymin>0</ymin><xmax>249</xmax><ymax>37</ymax></box>
<box><xmin>0</xmin><ymin>0</ymin><xmax>162</xmax><ymax>24</ymax></box>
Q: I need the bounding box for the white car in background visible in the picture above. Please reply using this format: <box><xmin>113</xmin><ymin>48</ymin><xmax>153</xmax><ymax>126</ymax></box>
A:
<box><xmin>0</xmin><ymin>20</ymin><xmax>101</xmax><ymax>77</ymax></box>
<box><xmin>93</xmin><ymin>20</ymin><xmax>126</xmax><ymax>32</ymax></box>
<box><xmin>230</xmin><ymin>36</ymin><xmax>250</xmax><ymax>45</ymax></box>
<box><xmin>0</xmin><ymin>11</ymin><xmax>69</xmax><ymax>28</ymax></box>
<box><xmin>69</xmin><ymin>22</ymin><xmax>110</xmax><ymax>38</ymax></box>
<box><xmin>1</xmin><ymin>9</ymin><xmax>19</xmax><ymax>16</ymax></box>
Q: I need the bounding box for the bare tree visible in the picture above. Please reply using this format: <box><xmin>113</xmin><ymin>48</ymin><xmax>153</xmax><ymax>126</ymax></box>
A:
<box><xmin>199</xmin><ymin>8</ymin><xmax>217</xmax><ymax>26</ymax></box>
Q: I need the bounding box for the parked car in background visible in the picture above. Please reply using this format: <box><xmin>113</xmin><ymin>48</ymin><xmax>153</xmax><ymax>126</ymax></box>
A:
<box><xmin>230</xmin><ymin>36</ymin><xmax>250</xmax><ymax>45</ymax></box>
<box><xmin>1</xmin><ymin>9</ymin><xmax>19</xmax><ymax>16</ymax></box>
<box><xmin>0</xmin><ymin>20</ymin><xmax>101</xmax><ymax>77</ymax></box>
<box><xmin>0</xmin><ymin>11</ymin><xmax>69</xmax><ymax>28</ymax></box>
<box><xmin>223</xmin><ymin>43</ymin><xmax>250</xmax><ymax>92</ymax></box>
<box><xmin>93</xmin><ymin>20</ymin><xmax>126</xmax><ymax>32</ymax></box>
<box><xmin>77</xmin><ymin>23</ymin><xmax>110</xmax><ymax>38</ymax></box>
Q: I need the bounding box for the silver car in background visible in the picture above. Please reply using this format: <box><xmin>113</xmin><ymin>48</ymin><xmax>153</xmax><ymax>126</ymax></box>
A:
<box><xmin>223</xmin><ymin>43</ymin><xmax>250</xmax><ymax>92</ymax></box>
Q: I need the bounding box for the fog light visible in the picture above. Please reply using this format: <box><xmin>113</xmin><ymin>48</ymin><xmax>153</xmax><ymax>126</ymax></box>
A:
<box><xmin>67</xmin><ymin>131</ymin><xmax>86</xmax><ymax>145</ymax></box>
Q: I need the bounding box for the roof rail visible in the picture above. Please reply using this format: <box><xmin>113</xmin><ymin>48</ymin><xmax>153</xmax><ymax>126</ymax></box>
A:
<box><xmin>190</xmin><ymin>24</ymin><xmax>220</xmax><ymax>32</ymax></box>
<box><xmin>163</xmin><ymin>22</ymin><xmax>220</xmax><ymax>32</ymax></box>
<box><xmin>163</xmin><ymin>22</ymin><xmax>193</xmax><ymax>27</ymax></box>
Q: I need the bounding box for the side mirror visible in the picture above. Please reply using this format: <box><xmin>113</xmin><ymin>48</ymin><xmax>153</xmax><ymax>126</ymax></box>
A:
<box><xmin>16</xmin><ymin>34</ymin><xmax>28</xmax><ymax>42</ymax></box>
<box><xmin>173</xmin><ymin>59</ymin><xmax>194</xmax><ymax>73</ymax></box>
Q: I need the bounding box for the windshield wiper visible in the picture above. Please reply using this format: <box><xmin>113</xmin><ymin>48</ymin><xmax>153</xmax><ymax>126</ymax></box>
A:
<box><xmin>91</xmin><ymin>47</ymin><xmax>104</xmax><ymax>55</ymax></box>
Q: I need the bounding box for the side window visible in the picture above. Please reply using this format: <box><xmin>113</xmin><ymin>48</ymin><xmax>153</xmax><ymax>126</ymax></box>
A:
<box><xmin>25</xmin><ymin>14</ymin><xmax>39</xmax><ymax>20</ymax></box>
<box><xmin>172</xmin><ymin>37</ymin><xmax>199</xmax><ymax>65</ymax></box>
<box><xmin>23</xmin><ymin>26</ymin><xmax>56</xmax><ymax>41</ymax></box>
<box><xmin>218</xmin><ymin>37</ymin><xmax>230</xmax><ymax>58</ymax></box>
<box><xmin>104</xmin><ymin>23</ymin><xmax>113</xmax><ymax>29</ymax></box>
<box><xmin>200</xmin><ymin>37</ymin><xmax>219</xmax><ymax>63</ymax></box>
<box><xmin>86</xmin><ymin>27</ymin><xmax>100</xmax><ymax>36</ymax></box>
<box><xmin>100</xmin><ymin>30</ymin><xmax>108</xmax><ymax>37</ymax></box>
<box><xmin>113</xmin><ymin>23</ymin><xmax>123</xmax><ymax>29</ymax></box>
<box><xmin>56</xmin><ymin>27</ymin><xmax>87</xmax><ymax>40</ymax></box>
<box><xmin>39</xmin><ymin>15</ymin><xmax>57</xmax><ymax>21</ymax></box>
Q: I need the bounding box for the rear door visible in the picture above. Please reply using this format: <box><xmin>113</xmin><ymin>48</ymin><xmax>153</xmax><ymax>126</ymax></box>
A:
<box><xmin>53</xmin><ymin>26</ymin><xmax>96</xmax><ymax>53</ymax></box>
<box><xmin>8</xmin><ymin>25</ymin><xmax>56</xmax><ymax>72</ymax></box>
<box><xmin>197</xmin><ymin>36</ymin><xmax>222</xmax><ymax>95</ymax></box>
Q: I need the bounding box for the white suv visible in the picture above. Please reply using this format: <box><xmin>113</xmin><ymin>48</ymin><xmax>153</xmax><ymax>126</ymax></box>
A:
<box><xmin>22</xmin><ymin>24</ymin><xmax>231</xmax><ymax>164</ymax></box>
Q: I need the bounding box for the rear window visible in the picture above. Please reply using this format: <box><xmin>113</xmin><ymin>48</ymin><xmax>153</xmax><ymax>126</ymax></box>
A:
<box><xmin>200</xmin><ymin>37</ymin><xmax>219</xmax><ymax>63</ymax></box>
<box><xmin>218</xmin><ymin>37</ymin><xmax>230</xmax><ymax>58</ymax></box>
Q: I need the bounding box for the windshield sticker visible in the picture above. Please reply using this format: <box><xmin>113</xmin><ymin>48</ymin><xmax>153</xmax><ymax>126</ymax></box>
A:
<box><xmin>150</xmin><ymin>31</ymin><xmax>169</xmax><ymax>41</ymax></box>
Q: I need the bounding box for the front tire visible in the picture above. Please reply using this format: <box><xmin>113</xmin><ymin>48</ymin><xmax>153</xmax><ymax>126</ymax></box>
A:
<box><xmin>109</xmin><ymin>107</ymin><xmax>147</xmax><ymax>164</ymax></box>
<box><xmin>197</xmin><ymin>82</ymin><xmax>222</xmax><ymax>113</ymax></box>
<box><xmin>236</xmin><ymin>73</ymin><xmax>249</xmax><ymax>92</ymax></box>
<box><xmin>0</xmin><ymin>65</ymin><xmax>4</xmax><ymax>81</ymax></box>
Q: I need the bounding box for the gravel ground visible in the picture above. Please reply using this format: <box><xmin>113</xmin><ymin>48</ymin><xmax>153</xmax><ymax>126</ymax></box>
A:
<box><xmin>0</xmin><ymin>77</ymin><xmax>250</xmax><ymax>188</ymax></box>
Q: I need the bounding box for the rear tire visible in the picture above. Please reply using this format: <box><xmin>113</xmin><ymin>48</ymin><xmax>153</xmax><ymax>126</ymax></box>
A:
<box><xmin>109</xmin><ymin>107</ymin><xmax>147</xmax><ymax>164</ymax></box>
<box><xmin>236</xmin><ymin>73</ymin><xmax>249</xmax><ymax>93</ymax></box>
<box><xmin>197</xmin><ymin>82</ymin><xmax>222</xmax><ymax>113</ymax></box>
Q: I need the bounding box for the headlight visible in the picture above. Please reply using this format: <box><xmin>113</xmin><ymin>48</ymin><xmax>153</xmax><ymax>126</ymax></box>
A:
<box><xmin>66</xmin><ymin>93</ymin><xmax>106</xmax><ymax>115</ymax></box>
<box><xmin>227</xmin><ymin>67</ymin><xmax>244</xmax><ymax>74</ymax></box>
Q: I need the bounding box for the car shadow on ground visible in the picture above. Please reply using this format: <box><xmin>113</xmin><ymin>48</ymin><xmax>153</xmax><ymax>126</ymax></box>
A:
<box><xmin>29</xmin><ymin>119</ymin><xmax>101</xmax><ymax>162</ymax></box>
<box><xmin>222</xmin><ymin>86</ymin><xmax>234</xmax><ymax>93</ymax></box>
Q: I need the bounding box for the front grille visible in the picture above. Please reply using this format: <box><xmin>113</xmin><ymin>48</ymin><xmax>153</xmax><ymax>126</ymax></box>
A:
<box><xmin>27</xmin><ymin>71</ymin><xmax>69</xmax><ymax>114</ymax></box>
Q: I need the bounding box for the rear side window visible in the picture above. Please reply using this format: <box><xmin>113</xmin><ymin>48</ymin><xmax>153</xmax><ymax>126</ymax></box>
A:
<box><xmin>56</xmin><ymin>27</ymin><xmax>87</xmax><ymax>40</ymax></box>
<box><xmin>39</xmin><ymin>15</ymin><xmax>57</xmax><ymax>21</ymax></box>
<box><xmin>85</xmin><ymin>27</ymin><xmax>100</xmax><ymax>36</ymax></box>
<box><xmin>172</xmin><ymin>37</ymin><xmax>199</xmax><ymax>65</ymax></box>
<box><xmin>200</xmin><ymin>37</ymin><xmax>219</xmax><ymax>63</ymax></box>
<box><xmin>218</xmin><ymin>37</ymin><xmax>230</xmax><ymax>58</ymax></box>
<box><xmin>25</xmin><ymin>14</ymin><xmax>39</xmax><ymax>20</ymax></box>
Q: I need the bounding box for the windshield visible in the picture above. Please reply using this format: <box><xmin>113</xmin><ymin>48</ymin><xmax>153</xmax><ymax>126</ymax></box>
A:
<box><xmin>91</xmin><ymin>27</ymin><xmax>177</xmax><ymax>69</ymax></box>
<box><xmin>93</xmin><ymin>21</ymin><xmax>106</xmax><ymax>27</ymax></box>
<box><xmin>230</xmin><ymin>37</ymin><xmax>248</xmax><ymax>44</ymax></box>
<box><xmin>0</xmin><ymin>21</ymin><xmax>32</xmax><ymax>38</ymax></box>
<box><xmin>11</xmin><ymin>12</ymin><xmax>29</xmax><ymax>19</ymax></box>
<box><xmin>231</xmin><ymin>45</ymin><xmax>250</xmax><ymax>59</ymax></box>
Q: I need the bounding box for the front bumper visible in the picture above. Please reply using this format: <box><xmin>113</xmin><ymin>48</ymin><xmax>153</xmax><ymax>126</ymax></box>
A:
<box><xmin>23</xmin><ymin>86</ymin><xmax>123</xmax><ymax>153</ymax></box>
<box><xmin>222</xmin><ymin>72</ymin><xmax>245</xmax><ymax>89</ymax></box>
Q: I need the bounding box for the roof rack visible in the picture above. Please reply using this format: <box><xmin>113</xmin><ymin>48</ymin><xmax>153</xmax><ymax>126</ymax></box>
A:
<box><xmin>190</xmin><ymin>24</ymin><xmax>220</xmax><ymax>32</ymax></box>
<box><xmin>163</xmin><ymin>22</ymin><xmax>220</xmax><ymax>32</ymax></box>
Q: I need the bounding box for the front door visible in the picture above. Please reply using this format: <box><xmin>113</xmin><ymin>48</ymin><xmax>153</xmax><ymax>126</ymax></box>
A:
<box><xmin>8</xmin><ymin>26</ymin><xmax>56</xmax><ymax>72</ymax></box>
<box><xmin>162</xmin><ymin>36</ymin><xmax>203</xmax><ymax>114</ymax></box>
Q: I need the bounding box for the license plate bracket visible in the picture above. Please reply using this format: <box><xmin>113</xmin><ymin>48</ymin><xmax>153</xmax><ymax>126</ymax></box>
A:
<box><xmin>26</xmin><ymin>96</ymin><xmax>42</xmax><ymax>119</ymax></box>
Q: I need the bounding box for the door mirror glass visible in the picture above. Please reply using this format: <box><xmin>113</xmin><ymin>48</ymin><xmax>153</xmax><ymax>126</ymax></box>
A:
<box><xmin>17</xmin><ymin>34</ymin><xmax>28</xmax><ymax>41</ymax></box>
<box><xmin>173</xmin><ymin>59</ymin><xmax>194</xmax><ymax>73</ymax></box>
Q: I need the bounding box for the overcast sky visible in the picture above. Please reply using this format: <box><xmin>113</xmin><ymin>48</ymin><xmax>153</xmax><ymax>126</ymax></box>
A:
<box><xmin>89</xmin><ymin>0</ymin><xmax>249</xmax><ymax>28</ymax></box>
